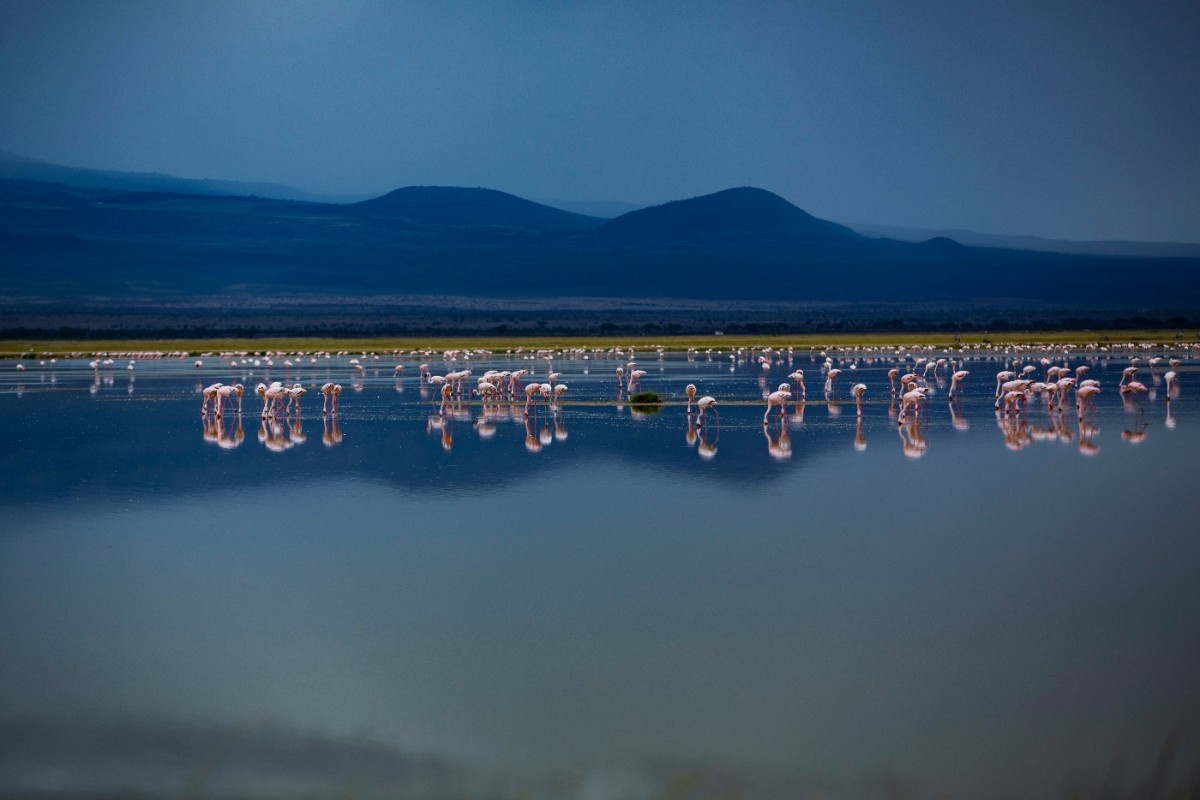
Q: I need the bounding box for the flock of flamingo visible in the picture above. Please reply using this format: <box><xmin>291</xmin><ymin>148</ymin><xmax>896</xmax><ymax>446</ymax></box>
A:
<box><xmin>175</xmin><ymin>341</ymin><xmax>1186</xmax><ymax>457</ymax></box>
<box><xmin>6</xmin><ymin>340</ymin><xmax>1191</xmax><ymax>458</ymax></box>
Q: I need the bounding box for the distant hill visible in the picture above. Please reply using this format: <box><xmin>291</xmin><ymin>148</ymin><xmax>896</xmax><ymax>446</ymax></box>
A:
<box><xmin>0</xmin><ymin>148</ymin><xmax>352</xmax><ymax>203</ymax></box>
<box><xmin>849</xmin><ymin>220</ymin><xmax>1200</xmax><ymax>259</ymax></box>
<box><xmin>352</xmin><ymin>186</ymin><xmax>603</xmax><ymax>233</ymax></box>
<box><xmin>599</xmin><ymin>187</ymin><xmax>861</xmax><ymax>242</ymax></box>
<box><xmin>1</xmin><ymin>177</ymin><xmax>1198</xmax><ymax>315</ymax></box>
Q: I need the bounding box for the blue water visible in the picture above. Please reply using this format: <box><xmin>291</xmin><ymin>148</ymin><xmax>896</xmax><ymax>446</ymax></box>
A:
<box><xmin>1</xmin><ymin>346</ymin><xmax>1198</xmax><ymax>799</ymax></box>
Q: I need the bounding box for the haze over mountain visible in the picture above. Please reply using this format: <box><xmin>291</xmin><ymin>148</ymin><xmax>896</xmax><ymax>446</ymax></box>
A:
<box><xmin>3</xmin><ymin>168</ymin><xmax>1199</xmax><ymax>327</ymax></box>
<box><xmin>849</xmin><ymin>221</ymin><xmax>1200</xmax><ymax>260</ymax></box>
<box><xmin>3</xmin><ymin>148</ymin><xmax>1194</xmax><ymax>258</ymax></box>
<box><xmin>0</xmin><ymin>148</ymin><xmax>362</xmax><ymax>204</ymax></box>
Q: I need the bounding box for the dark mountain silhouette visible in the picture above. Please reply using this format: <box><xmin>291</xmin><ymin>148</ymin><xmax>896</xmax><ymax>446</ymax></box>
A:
<box><xmin>352</xmin><ymin>185</ymin><xmax>602</xmax><ymax>233</ymax></box>
<box><xmin>850</xmin><ymin>220</ymin><xmax>1200</xmax><ymax>259</ymax></box>
<box><xmin>0</xmin><ymin>148</ymin><xmax>352</xmax><ymax>203</ymax></box>
<box><xmin>598</xmin><ymin>187</ymin><xmax>860</xmax><ymax>242</ymax></box>
<box><xmin>1</xmin><ymin>176</ymin><xmax>1197</xmax><ymax>316</ymax></box>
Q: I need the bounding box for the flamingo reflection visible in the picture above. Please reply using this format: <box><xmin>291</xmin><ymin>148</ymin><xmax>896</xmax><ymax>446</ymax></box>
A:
<box><xmin>898</xmin><ymin>417</ymin><xmax>927</xmax><ymax>458</ymax></box>
<box><xmin>202</xmin><ymin>414</ymin><xmax>244</xmax><ymax>449</ymax></box>
<box><xmin>763</xmin><ymin>420</ymin><xmax>791</xmax><ymax>459</ymax></box>
<box><xmin>322</xmin><ymin>414</ymin><xmax>343</xmax><ymax>447</ymax></box>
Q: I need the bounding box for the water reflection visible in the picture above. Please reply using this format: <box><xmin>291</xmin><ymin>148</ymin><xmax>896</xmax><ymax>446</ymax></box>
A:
<box><xmin>4</xmin><ymin>344</ymin><xmax>1200</xmax><ymax>797</ymax></box>
<box><xmin>321</xmin><ymin>414</ymin><xmax>343</xmax><ymax>447</ymax></box>
<box><xmin>202</xmin><ymin>413</ymin><xmax>245</xmax><ymax>450</ymax></box>
<box><xmin>760</xmin><ymin>418</ymin><xmax>789</xmax><ymax>459</ymax></box>
<box><xmin>6</xmin><ymin>344</ymin><xmax>1194</xmax><ymax>466</ymax></box>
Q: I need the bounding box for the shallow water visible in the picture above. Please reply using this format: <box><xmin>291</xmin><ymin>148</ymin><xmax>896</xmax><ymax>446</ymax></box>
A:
<box><xmin>1</xmin><ymin>348</ymin><xmax>1198</xmax><ymax>799</ymax></box>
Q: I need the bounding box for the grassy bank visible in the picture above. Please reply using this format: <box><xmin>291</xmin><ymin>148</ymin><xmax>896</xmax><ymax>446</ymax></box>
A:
<box><xmin>1</xmin><ymin>329</ymin><xmax>1197</xmax><ymax>358</ymax></box>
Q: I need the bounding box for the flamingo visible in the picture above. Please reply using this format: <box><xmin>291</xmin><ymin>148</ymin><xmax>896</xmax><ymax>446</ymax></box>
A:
<box><xmin>685</xmin><ymin>383</ymin><xmax>697</xmax><ymax>413</ymax></box>
<box><xmin>1165</xmin><ymin>371</ymin><xmax>1179</xmax><ymax>395</ymax></box>
<box><xmin>262</xmin><ymin>382</ymin><xmax>287</xmax><ymax>417</ymax></box>
<box><xmin>764</xmin><ymin>386</ymin><xmax>791</xmax><ymax>423</ymax></box>
<box><xmin>231</xmin><ymin>383</ymin><xmax>244</xmax><ymax>413</ymax></box>
<box><xmin>852</xmin><ymin>383</ymin><xmax>867</xmax><ymax>416</ymax></box>
<box><xmin>898</xmin><ymin>383</ymin><xmax>927</xmax><ymax>420</ymax></box>
<box><xmin>887</xmin><ymin>368</ymin><xmax>899</xmax><ymax>396</ymax></box>
<box><xmin>788</xmin><ymin>370</ymin><xmax>806</xmax><ymax>399</ymax></box>
<box><xmin>696</xmin><ymin>395</ymin><xmax>718</xmax><ymax>424</ymax></box>
<box><xmin>524</xmin><ymin>382</ymin><xmax>543</xmax><ymax>416</ymax></box>
<box><xmin>201</xmin><ymin>383</ymin><xmax>223</xmax><ymax>414</ymax></box>
<box><xmin>824</xmin><ymin>368</ymin><xmax>842</xmax><ymax>395</ymax></box>
<box><xmin>1000</xmin><ymin>389</ymin><xmax>1027</xmax><ymax>417</ymax></box>
<box><xmin>1076</xmin><ymin>384</ymin><xmax>1101</xmax><ymax>415</ymax></box>
<box><xmin>949</xmin><ymin>370</ymin><xmax>969</xmax><ymax>399</ymax></box>
<box><xmin>321</xmin><ymin>382</ymin><xmax>342</xmax><ymax>412</ymax></box>
<box><xmin>215</xmin><ymin>384</ymin><xmax>237</xmax><ymax>417</ymax></box>
<box><xmin>286</xmin><ymin>384</ymin><xmax>306</xmax><ymax>413</ymax></box>
<box><xmin>994</xmin><ymin>370</ymin><xmax>1016</xmax><ymax>397</ymax></box>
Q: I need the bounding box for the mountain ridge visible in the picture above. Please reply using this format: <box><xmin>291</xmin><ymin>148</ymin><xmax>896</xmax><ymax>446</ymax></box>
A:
<box><xmin>352</xmin><ymin>185</ymin><xmax>603</xmax><ymax>233</ymax></box>
<box><xmin>0</xmin><ymin>148</ymin><xmax>362</xmax><ymax>204</ymax></box>
<box><xmin>1</xmin><ymin>174</ymin><xmax>1198</xmax><ymax>313</ymax></box>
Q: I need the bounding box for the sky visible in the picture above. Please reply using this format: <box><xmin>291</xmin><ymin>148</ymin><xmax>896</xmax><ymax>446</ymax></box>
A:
<box><xmin>1</xmin><ymin>0</ymin><xmax>1198</xmax><ymax>242</ymax></box>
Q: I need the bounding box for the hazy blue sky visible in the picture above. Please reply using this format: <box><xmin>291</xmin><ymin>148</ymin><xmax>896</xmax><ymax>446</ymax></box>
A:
<box><xmin>1</xmin><ymin>0</ymin><xmax>1197</xmax><ymax>241</ymax></box>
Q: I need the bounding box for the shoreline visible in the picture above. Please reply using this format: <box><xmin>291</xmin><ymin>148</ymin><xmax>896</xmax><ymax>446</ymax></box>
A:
<box><xmin>2</xmin><ymin>328</ymin><xmax>1197</xmax><ymax>358</ymax></box>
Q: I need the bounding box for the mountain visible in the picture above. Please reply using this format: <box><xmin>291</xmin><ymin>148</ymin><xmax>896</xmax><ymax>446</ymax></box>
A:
<box><xmin>0</xmin><ymin>148</ymin><xmax>352</xmax><ymax>203</ymax></box>
<box><xmin>849</xmin><ymin>220</ymin><xmax>1200</xmax><ymax>259</ymax></box>
<box><xmin>352</xmin><ymin>186</ymin><xmax>603</xmax><ymax>233</ymax></box>
<box><xmin>599</xmin><ymin>187</ymin><xmax>861</xmax><ymax>242</ymax></box>
<box><xmin>1</xmin><ymin>177</ymin><xmax>1198</xmax><ymax>319</ymax></box>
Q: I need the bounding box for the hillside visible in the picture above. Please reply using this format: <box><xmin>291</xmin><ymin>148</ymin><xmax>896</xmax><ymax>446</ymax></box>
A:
<box><xmin>353</xmin><ymin>186</ymin><xmax>603</xmax><ymax>233</ymax></box>
<box><xmin>1</xmin><ymin>177</ymin><xmax>1198</xmax><ymax>315</ymax></box>
<box><xmin>599</xmin><ymin>187</ymin><xmax>861</xmax><ymax>242</ymax></box>
<box><xmin>0</xmin><ymin>148</ymin><xmax>345</xmax><ymax>203</ymax></box>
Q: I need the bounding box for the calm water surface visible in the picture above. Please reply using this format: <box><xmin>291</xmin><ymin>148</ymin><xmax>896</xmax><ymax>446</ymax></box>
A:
<box><xmin>1</xmin><ymin>348</ymin><xmax>1198</xmax><ymax>799</ymax></box>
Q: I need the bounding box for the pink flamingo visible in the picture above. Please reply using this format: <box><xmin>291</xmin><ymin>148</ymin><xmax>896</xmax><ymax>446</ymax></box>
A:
<box><xmin>824</xmin><ymin>368</ymin><xmax>842</xmax><ymax>395</ymax></box>
<box><xmin>898</xmin><ymin>383</ymin><xmax>927</xmax><ymax>421</ymax></box>
<box><xmin>764</xmin><ymin>385</ymin><xmax>791</xmax><ymax>423</ymax></box>
<box><xmin>685</xmin><ymin>383</ymin><xmax>697</xmax><ymax>412</ymax></box>
<box><xmin>201</xmin><ymin>383</ymin><xmax>223</xmax><ymax>414</ymax></box>
<box><xmin>788</xmin><ymin>370</ymin><xmax>806</xmax><ymax>399</ymax></box>
<box><xmin>994</xmin><ymin>370</ymin><xmax>1016</xmax><ymax>397</ymax></box>
<box><xmin>949</xmin><ymin>370</ymin><xmax>969</xmax><ymax>399</ymax></box>
<box><xmin>524</xmin><ymin>382</ymin><xmax>543</xmax><ymax>416</ymax></box>
<box><xmin>696</xmin><ymin>395</ymin><xmax>718</xmax><ymax>424</ymax></box>
<box><xmin>438</xmin><ymin>383</ymin><xmax>454</xmax><ymax>415</ymax></box>
<box><xmin>286</xmin><ymin>384</ymin><xmax>306</xmax><ymax>414</ymax></box>
<box><xmin>215</xmin><ymin>384</ymin><xmax>237</xmax><ymax>417</ymax></box>
<box><xmin>852</xmin><ymin>383</ymin><xmax>867</xmax><ymax>416</ymax></box>
<box><xmin>321</xmin><ymin>382</ymin><xmax>341</xmax><ymax>412</ymax></box>
<box><xmin>1076</xmin><ymin>384</ymin><xmax>1100</xmax><ymax>416</ymax></box>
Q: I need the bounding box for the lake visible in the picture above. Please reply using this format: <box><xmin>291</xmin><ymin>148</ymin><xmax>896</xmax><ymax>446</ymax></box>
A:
<box><xmin>1</xmin><ymin>344</ymin><xmax>1198</xmax><ymax>799</ymax></box>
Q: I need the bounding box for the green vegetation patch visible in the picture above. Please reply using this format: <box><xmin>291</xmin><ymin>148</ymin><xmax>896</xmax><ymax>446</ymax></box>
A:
<box><xmin>629</xmin><ymin>391</ymin><xmax>664</xmax><ymax>414</ymax></box>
